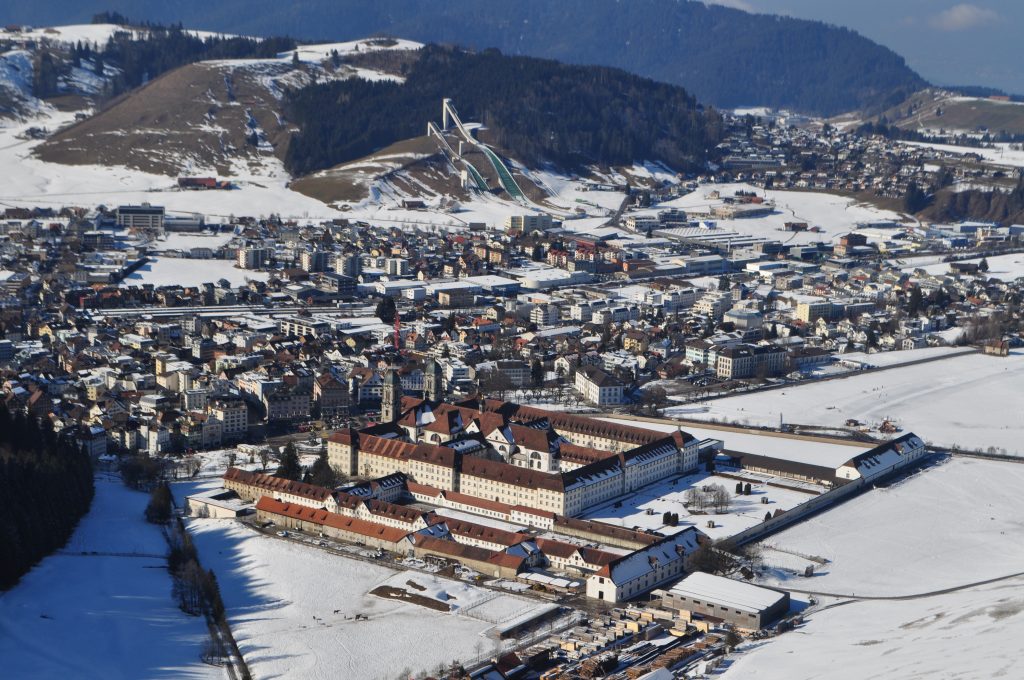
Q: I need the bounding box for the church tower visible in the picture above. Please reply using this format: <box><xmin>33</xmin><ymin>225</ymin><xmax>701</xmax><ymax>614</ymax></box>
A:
<box><xmin>424</xmin><ymin>358</ymin><xmax>443</xmax><ymax>402</ymax></box>
<box><xmin>381</xmin><ymin>367</ymin><xmax>402</xmax><ymax>423</ymax></box>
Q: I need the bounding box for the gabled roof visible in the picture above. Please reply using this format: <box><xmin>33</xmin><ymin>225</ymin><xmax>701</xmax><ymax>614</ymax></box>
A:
<box><xmin>508</xmin><ymin>423</ymin><xmax>558</xmax><ymax>453</ymax></box>
<box><xmin>359</xmin><ymin>434</ymin><xmax>457</xmax><ymax>468</ymax></box>
<box><xmin>224</xmin><ymin>468</ymin><xmax>332</xmax><ymax>503</ymax></box>
<box><xmin>443</xmin><ymin>518</ymin><xmax>527</xmax><ymax>547</ymax></box>
<box><xmin>255</xmin><ymin>496</ymin><xmax>410</xmax><ymax>543</ymax></box>
<box><xmin>460</xmin><ymin>456</ymin><xmax>565</xmax><ymax>492</ymax></box>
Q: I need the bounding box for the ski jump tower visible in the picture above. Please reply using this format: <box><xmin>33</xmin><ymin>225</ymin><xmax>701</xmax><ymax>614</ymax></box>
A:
<box><xmin>429</xmin><ymin>98</ymin><xmax>527</xmax><ymax>202</ymax></box>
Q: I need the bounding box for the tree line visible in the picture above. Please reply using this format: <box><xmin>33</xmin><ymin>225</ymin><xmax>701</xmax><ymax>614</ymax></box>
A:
<box><xmin>94</xmin><ymin>28</ymin><xmax>296</xmax><ymax>99</ymax></box>
<box><xmin>30</xmin><ymin>16</ymin><xmax>296</xmax><ymax>101</ymax></box>
<box><xmin>283</xmin><ymin>44</ymin><xmax>723</xmax><ymax>176</ymax></box>
<box><xmin>922</xmin><ymin>173</ymin><xmax>1024</xmax><ymax>224</ymax></box>
<box><xmin>0</xmin><ymin>404</ymin><xmax>94</xmax><ymax>589</ymax></box>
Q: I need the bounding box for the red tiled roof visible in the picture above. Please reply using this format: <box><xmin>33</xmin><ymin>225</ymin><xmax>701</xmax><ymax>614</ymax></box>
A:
<box><xmin>359</xmin><ymin>434</ymin><xmax>456</xmax><ymax>467</ymax></box>
<box><xmin>443</xmin><ymin>518</ymin><xmax>526</xmax><ymax>547</ymax></box>
<box><xmin>460</xmin><ymin>456</ymin><xmax>564</xmax><ymax>492</ymax></box>
<box><xmin>224</xmin><ymin>468</ymin><xmax>332</xmax><ymax>502</ymax></box>
<box><xmin>559</xmin><ymin>442</ymin><xmax>617</xmax><ymax>466</ymax></box>
<box><xmin>255</xmin><ymin>496</ymin><xmax>410</xmax><ymax>543</ymax></box>
<box><xmin>406</xmin><ymin>481</ymin><xmax>442</xmax><ymax>498</ymax></box>
<box><xmin>444</xmin><ymin>490</ymin><xmax>514</xmax><ymax>515</ymax></box>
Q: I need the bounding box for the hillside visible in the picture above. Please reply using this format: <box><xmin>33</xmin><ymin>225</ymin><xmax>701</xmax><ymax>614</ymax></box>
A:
<box><xmin>1</xmin><ymin>0</ymin><xmax>927</xmax><ymax>116</ymax></box>
<box><xmin>284</xmin><ymin>45</ymin><xmax>721</xmax><ymax>178</ymax></box>
<box><xmin>33</xmin><ymin>37</ymin><xmax>421</xmax><ymax>176</ymax></box>
<box><xmin>919</xmin><ymin>176</ymin><xmax>1024</xmax><ymax>226</ymax></box>
<box><xmin>35</xmin><ymin>61</ymin><xmax>291</xmax><ymax>175</ymax></box>
<box><xmin>884</xmin><ymin>88</ymin><xmax>1024</xmax><ymax>137</ymax></box>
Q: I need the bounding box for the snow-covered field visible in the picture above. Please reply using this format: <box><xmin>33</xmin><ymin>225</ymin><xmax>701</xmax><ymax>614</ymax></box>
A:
<box><xmin>4</xmin><ymin>24</ymin><xmax>237</xmax><ymax>47</ymax></box>
<box><xmin>901</xmin><ymin>140</ymin><xmax>1024</xmax><ymax>168</ymax></box>
<box><xmin>0</xmin><ymin>477</ymin><xmax>217</xmax><ymax>679</ymax></box>
<box><xmin>187</xmin><ymin>520</ymin><xmax>549</xmax><ymax>679</ymax></box>
<box><xmin>904</xmin><ymin>252</ymin><xmax>1024</xmax><ymax>282</ymax></box>
<box><xmin>0</xmin><ymin>111</ymin><xmax>342</xmax><ymax>220</ymax></box>
<box><xmin>581</xmin><ymin>470</ymin><xmax>822</xmax><ymax>541</ymax></box>
<box><xmin>757</xmin><ymin>457</ymin><xmax>1024</xmax><ymax>595</ymax></box>
<box><xmin>153</xmin><ymin>232</ymin><xmax>238</xmax><ymax>252</ymax></box>
<box><xmin>600</xmin><ymin>417</ymin><xmax>869</xmax><ymax>468</ymax></box>
<box><xmin>673</xmin><ymin>350</ymin><xmax>1024</xmax><ymax>455</ymax></box>
<box><xmin>635</xmin><ymin>182</ymin><xmax>906</xmax><ymax>246</ymax></box>
<box><xmin>123</xmin><ymin>256</ymin><xmax>269</xmax><ymax>288</ymax></box>
<box><xmin>829</xmin><ymin>346</ymin><xmax>971</xmax><ymax>368</ymax></box>
<box><xmin>724</xmin><ymin>580</ymin><xmax>1024</xmax><ymax>680</ymax></box>
<box><xmin>724</xmin><ymin>456</ymin><xmax>1024</xmax><ymax>679</ymax></box>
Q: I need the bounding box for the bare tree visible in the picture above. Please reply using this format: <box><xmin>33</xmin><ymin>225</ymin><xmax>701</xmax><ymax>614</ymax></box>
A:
<box><xmin>479</xmin><ymin>369</ymin><xmax>514</xmax><ymax>401</ymax></box>
<box><xmin>684</xmin><ymin>486</ymin><xmax>705</xmax><ymax>511</ymax></box>
<box><xmin>709</xmin><ymin>483</ymin><xmax>731</xmax><ymax>513</ymax></box>
<box><xmin>258</xmin><ymin>449</ymin><xmax>270</xmax><ymax>472</ymax></box>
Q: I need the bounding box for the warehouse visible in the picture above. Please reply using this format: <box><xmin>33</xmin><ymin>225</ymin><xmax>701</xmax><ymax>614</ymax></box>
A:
<box><xmin>659</xmin><ymin>572</ymin><xmax>790</xmax><ymax>631</ymax></box>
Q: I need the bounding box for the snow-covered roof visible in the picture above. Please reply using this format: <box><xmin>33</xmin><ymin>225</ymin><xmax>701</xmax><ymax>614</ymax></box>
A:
<box><xmin>667</xmin><ymin>572</ymin><xmax>787</xmax><ymax>614</ymax></box>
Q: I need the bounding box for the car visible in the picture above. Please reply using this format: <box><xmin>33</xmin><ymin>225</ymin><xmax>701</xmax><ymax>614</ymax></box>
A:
<box><xmin>276</xmin><ymin>530</ymin><xmax>289</xmax><ymax>538</ymax></box>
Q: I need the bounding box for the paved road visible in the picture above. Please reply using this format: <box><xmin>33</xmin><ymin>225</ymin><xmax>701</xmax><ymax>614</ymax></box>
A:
<box><xmin>783</xmin><ymin>570</ymin><xmax>1024</xmax><ymax>602</ymax></box>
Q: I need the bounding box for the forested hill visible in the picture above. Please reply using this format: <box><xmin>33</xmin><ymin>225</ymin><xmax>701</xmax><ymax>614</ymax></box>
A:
<box><xmin>4</xmin><ymin>0</ymin><xmax>927</xmax><ymax>115</ymax></box>
<box><xmin>0</xmin><ymin>405</ymin><xmax>94</xmax><ymax>589</ymax></box>
<box><xmin>283</xmin><ymin>45</ymin><xmax>723</xmax><ymax>176</ymax></box>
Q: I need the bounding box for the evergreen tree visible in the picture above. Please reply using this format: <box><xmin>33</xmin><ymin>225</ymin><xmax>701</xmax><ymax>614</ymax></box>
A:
<box><xmin>904</xmin><ymin>181</ymin><xmax>931</xmax><ymax>214</ymax></box>
<box><xmin>907</xmin><ymin>285</ymin><xmax>924</xmax><ymax>316</ymax></box>
<box><xmin>375</xmin><ymin>296</ymin><xmax>397</xmax><ymax>325</ymax></box>
<box><xmin>145</xmin><ymin>482</ymin><xmax>173</xmax><ymax>524</ymax></box>
<box><xmin>530</xmin><ymin>359</ymin><xmax>544</xmax><ymax>388</ymax></box>
<box><xmin>304</xmin><ymin>449</ymin><xmax>338</xmax><ymax>488</ymax></box>
<box><xmin>980</xmin><ymin>257</ymin><xmax>990</xmax><ymax>273</ymax></box>
<box><xmin>33</xmin><ymin>52</ymin><xmax>61</xmax><ymax>98</ymax></box>
<box><xmin>0</xmin><ymin>405</ymin><xmax>94</xmax><ymax>589</ymax></box>
<box><xmin>275</xmin><ymin>443</ymin><xmax>302</xmax><ymax>481</ymax></box>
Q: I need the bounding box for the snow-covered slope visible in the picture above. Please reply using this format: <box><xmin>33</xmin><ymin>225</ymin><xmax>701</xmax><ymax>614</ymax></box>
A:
<box><xmin>28</xmin><ymin>33</ymin><xmax>421</xmax><ymax>176</ymax></box>
<box><xmin>0</xmin><ymin>49</ymin><xmax>44</xmax><ymax>118</ymax></box>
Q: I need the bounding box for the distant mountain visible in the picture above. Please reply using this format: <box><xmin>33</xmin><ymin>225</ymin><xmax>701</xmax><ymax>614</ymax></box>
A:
<box><xmin>0</xmin><ymin>0</ymin><xmax>928</xmax><ymax>116</ymax></box>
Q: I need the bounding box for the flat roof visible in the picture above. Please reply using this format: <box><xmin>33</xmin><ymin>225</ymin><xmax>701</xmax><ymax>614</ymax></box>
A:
<box><xmin>667</xmin><ymin>572</ymin><xmax>786</xmax><ymax>614</ymax></box>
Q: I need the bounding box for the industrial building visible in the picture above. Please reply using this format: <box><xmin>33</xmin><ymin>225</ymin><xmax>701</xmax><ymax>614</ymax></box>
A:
<box><xmin>659</xmin><ymin>572</ymin><xmax>790</xmax><ymax>631</ymax></box>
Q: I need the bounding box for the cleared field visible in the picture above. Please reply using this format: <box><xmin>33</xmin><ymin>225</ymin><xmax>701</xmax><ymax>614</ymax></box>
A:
<box><xmin>676</xmin><ymin>350</ymin><xmax>1024</xmax><ymax>456</ymax></box>
<box><xmin>187</xmin><ymin>520</ymin><xmax>552</xmax><ymax>680</ymax></box>
<box><xmin>724</xmin><ymin>457</ymin><xmax>1024</xmax><ymax>680</ymax></box>
<box><xmin>755</xmin><ymin>457</ymin><xmax>1024</xmax><ymax>595</ymax></box>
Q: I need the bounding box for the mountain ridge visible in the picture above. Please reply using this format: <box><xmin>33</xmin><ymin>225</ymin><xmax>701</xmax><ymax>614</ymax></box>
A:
<box><xmin>1</xmin><ymin>1</ymin><xmax>928</xmax><ymax>116</ymax></box>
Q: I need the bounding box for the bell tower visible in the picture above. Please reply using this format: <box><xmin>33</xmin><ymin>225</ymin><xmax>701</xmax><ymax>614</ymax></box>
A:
<box><xmin>425</xmin><ymin>358</ymin><xmax>443</xmax><ymax>402</ymax></box>
<box><xmin>381</xmin><ymin>367</ymin><xmax>402</xmax><ymax>423</ymax></box>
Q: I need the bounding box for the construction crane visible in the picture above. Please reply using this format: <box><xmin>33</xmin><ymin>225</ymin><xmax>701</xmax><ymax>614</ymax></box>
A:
<box><xmin>393</xmin><ymin>309</ymin><xmax>401</xmax><ymax>351</ymax></box>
